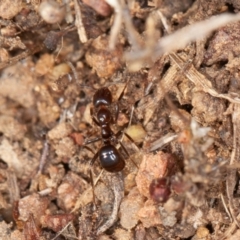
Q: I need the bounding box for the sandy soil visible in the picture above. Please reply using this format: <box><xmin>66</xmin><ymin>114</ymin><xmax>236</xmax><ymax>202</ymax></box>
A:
<box><xmin>1</xmin><ymin>0</ymin><xmax>240</xmax><ymax>239</ymax></box>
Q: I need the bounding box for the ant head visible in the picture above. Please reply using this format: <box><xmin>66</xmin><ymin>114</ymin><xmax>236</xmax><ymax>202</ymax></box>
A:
<box><xmin>97</xmin><ymin>107</ymin><xmax>111</xmax><ymax>125</ymax></box>
<box><xmin>93</xmin><ymin>87</ymin><xmax>112</xmax><ymax>108</ymax></box>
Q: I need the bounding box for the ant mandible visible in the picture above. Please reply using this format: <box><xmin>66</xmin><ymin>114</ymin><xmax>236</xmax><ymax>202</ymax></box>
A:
<box><xmin>85</xmin><ymin>87</ymin><xmax>128</xmax><ymax>172</ymax></box>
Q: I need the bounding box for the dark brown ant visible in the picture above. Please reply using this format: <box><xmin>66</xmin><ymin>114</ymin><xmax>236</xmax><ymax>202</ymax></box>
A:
<box><xmin>85</xmin><ymin>87</ymin><xmax>129</xmax><ymax>172</ymax></box>
<box><xmin>80</xmin><ymin>86</ymin><xmax>130</xmax><ymax>232</ymax></box>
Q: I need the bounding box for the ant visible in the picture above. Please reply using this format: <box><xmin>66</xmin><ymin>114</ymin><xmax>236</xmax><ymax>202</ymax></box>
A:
<box><xmin>80</xmin><ymin>85</ymin><xmax>134</xmax><ymax>233</ymax></box>
<box><xmin>84</xmin><ymin>86</ymin><xmax>130</xmax><ymax>172</ymax></box>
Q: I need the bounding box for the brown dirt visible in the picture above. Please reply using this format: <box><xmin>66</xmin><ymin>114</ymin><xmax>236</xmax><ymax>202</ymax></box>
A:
<box><xmin>1</xmin><ymin>0</ymin><xmax>240</xmax><ymax>239</ymax></box>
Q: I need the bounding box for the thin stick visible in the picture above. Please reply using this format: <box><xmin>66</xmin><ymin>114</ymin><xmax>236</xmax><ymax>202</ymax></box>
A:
<box><xmin>220</xmin><ymin>193</ymin><xmax>232</xmax><ymax>222</ymax></box>
<box><xmin>38</xmin><ymin>140</ymin><xmax>49</xmax><ymax>174</ymax></box>
<box><xmin>0</xmin><ymin>46</ymin><xmax>42</xmax><ymax>70</ymax></box>
<box><xmin>128</xmin><ymin>105</ymin><xmax>135</xmax><ymax>128</ymax></box>
<box><xmin>89</xmin><ymin>168</ymin><xmax>96</xmax><ymax>207</ymax></box>
<box><xmin>73</xmin><ymin>0</ymin><xmax>87</xmax><ymax>43</ymax></box>
<box><xmin>96</xmin><ymin>172</ymin><xmax>124</xmax><ymax>235</ymax></box>
<box><xmin>51</xmin><ymin>222</ymin><xmax>75</xmax><ymax>240</ymax></box>
<box><xmin>226</xmin><ymin>104</ymin><xmax>240</xmax><ymax>228</ymax></box>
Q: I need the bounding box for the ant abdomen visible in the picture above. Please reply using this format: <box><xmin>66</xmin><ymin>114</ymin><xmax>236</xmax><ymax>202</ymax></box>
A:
<box><xmin>99</xmin><ymin>145</ymin><xmax>125</xmax><ymax>172</ymax></box>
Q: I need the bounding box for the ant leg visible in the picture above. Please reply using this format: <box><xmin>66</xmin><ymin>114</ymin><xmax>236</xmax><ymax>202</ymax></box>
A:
<box><xmin>118</xmin><ymin>141</ymin><xmax>139</xmax><ymax>169</ymax></box>
<box><xmin>114</xmin><ymin>80</ymin><xmax>130</xmax><ymax>124</ymax></box>
<box><xmin>123</xmin><ymin>131</ymin><xmax>139</xmax><ymax>149</ymax></box>
<box><xmin>82</xmin><ymin>108</ymin><xmax>101</xmax><ymax>145</ymax></box>
<box><xmin>114</xmin><ymin>129</ymin><xmax>139</xmax><ymax>169</ymax></box>
<box><xmin>118</xmin><ymin>141</ymin><xmax>130</xmax><ymax>158</ymax></box>
<box><xmin>115</xmin><ymin>129</ymin><xmax>123</xmax><ymax>139</ymax></box>
<box><xmin>117</xmin><ymin>80</ymin><xmax>129</xmax><ymax>102</ymax></box>
<box><xmin>92</xmin><ymin>116</ymin><xmax>100</xmax><ymax>126</ymax></box>
<box><xmin>115</xmin><ymin>127</ymin><xmax>139</xmax><ymax>152</ymax></box>
<box><xmin>114</xmin><ymin>129</ymin><xmax>134</xmax><ymax>151</ymax></box>
<box><xmin>80</xmin><ymin>139</ymin><xmax>101</xmax><ymax>162</ymax></box>
<box><xmin>90</xmin><ymin>107</ymin><xmax>100</xmax><ymax>126</ymax></box>
<box><xmin>80</xmin><ymin>144</ymin><xmax>99</xmax><ymax>166</ymax></box>
<box><xmin>119</xmin><ymin>103</ymin><xmax>139</xmax><ymax>151</ymax></box>
<box><xmin>84</xmin><ymin>136</ymin><xmax>101</xmax><ymax>145</ymax></box>
<box><xmin>89</xmin><ymin>150</ymin><xmax>99</xmax><ymax>166</ymax></box>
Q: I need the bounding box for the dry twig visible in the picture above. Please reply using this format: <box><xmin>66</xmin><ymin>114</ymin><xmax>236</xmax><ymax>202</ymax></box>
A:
<box><xmin>136</xmin><ymin>56</ymin><xmax>180</xmax><ymax>125</ymax></box>
<box><xmin>125</xmin><ymin>13</ymin><xmax>240</xmax><ymax>63</ymax></box>
<box><xmin>96</xmin><ymin>172</ymin><xmax>124</xmax><ymax>235</ymax></box>
<box><xmin>169</xmin><ymin>53</ymin><xmax>240</xmax><ymax>104</ymax></box>
<box><xmin>73</xmin><ymin>0</ymin><xmax>88</xmax><ymax>43</ymax></box>
<box><xmin>226</xmin><ymin>104</ymin><xmax>240</xmax><ymax>228</ymax></box>
<box><xmin>137</xmin><ymin>52</ymin><xmax>240</xmax><ymax>125</ymax></box>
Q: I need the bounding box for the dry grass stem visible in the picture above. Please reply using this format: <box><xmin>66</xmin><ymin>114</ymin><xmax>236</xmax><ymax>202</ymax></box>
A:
<box><xmin>74</xmin><ymin>0</ymin><xmax>88</xmax><ymax>43</ymax></box>
<box><xmin>97</xmin><ymin>172</ymin><xmax>124</xmax><ymax>235</ymax></box>
<box><xmin>169</xmin><ymin>53</ymin><xmax>240</xmax><ymax>104</ymax></box>
<box><xmin>226</xmin><ymin>104</ymin><xmax>240</xmax><ymax>228</ymax></box>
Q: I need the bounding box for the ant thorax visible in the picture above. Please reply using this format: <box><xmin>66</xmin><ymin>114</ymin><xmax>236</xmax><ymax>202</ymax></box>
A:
<box><xmin>96</xmin><ymin>106</ymin><xmax>112</xmax><ymax>126</ymax></box>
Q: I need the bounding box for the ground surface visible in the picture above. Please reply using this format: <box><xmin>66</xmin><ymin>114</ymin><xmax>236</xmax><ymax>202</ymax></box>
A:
<box><xmin>1</xmin><ymin>0</ymin><xmax>240</xmax><ymax>239</ymax></box>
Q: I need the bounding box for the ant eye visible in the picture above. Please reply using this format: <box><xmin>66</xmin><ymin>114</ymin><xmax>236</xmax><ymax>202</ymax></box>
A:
<box><xmin>149</xmin><ymin>177</ymin><xmax>171</xmax><ymax>203</ymax></box>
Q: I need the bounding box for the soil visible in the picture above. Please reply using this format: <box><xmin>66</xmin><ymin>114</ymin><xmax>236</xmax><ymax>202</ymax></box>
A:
<box><xmin>0</xmin><ymin>0</ymin><xmax>240</xmax><ymax>239</ymax></box>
